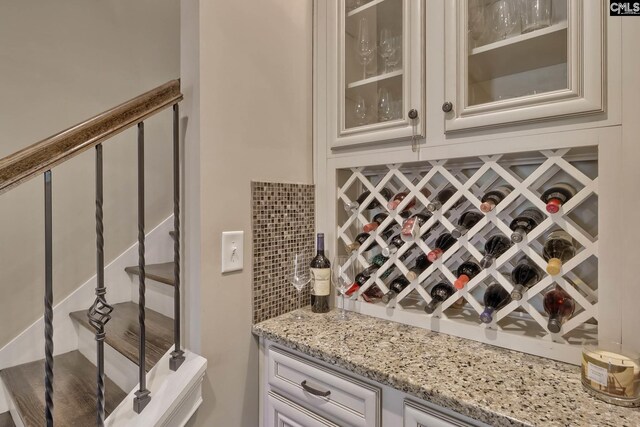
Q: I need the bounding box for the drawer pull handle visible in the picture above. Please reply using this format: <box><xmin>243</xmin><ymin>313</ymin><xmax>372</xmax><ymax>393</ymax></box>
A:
<box><xmin>301</xmin><ymin>380</ymin><xmax>331</xmax><ymax>397</ymax></box>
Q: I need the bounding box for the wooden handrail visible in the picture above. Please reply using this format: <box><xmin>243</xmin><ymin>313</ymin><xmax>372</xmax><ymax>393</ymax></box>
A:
<box><xmin>0</xmin><ymin>79</ymin><xmax>183</xmax><ymax>195</ymax></box>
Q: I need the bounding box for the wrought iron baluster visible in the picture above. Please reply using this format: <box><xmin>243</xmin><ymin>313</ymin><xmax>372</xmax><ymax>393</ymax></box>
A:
<box><xmin>133</xmin><ymin>122</ymin><xmax>151</xmax><ymax>413</ymax></box>
<box><xmin>87</xmin><ymin>144</ymin><xmax>113</xmax><ymax>426</ymax></box>
<box><xmin>44</xmin><ymin>170</ymin><xmax>54</xmax><ymax>427</ymax></box>
<box><xmin>170</xmin><ymin>103</ymin><xmax>185</xmax><ymax>371</ymax></box>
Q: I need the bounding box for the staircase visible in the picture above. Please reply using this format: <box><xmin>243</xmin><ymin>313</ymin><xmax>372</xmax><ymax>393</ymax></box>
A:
<box><xmin>0</xmin><ymin>81</ymin><xmax>206</xmax><ymax>426</ymax></box>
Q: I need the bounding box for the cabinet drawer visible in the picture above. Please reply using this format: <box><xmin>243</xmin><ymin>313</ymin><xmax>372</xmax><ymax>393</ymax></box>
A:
<box><xmin>404</xmin><ymin>400</ymin><xmax>485</xmax><ymax>427</ymax></box>
<box><xmin>268</xmin><ymin>346</ymin><xmax>381</xmax><ymax>427</ymax></box>
<box><xmin>266</xmin><ymin>391</ymin><xmax>339</xmax><ymax>427</ymax></box>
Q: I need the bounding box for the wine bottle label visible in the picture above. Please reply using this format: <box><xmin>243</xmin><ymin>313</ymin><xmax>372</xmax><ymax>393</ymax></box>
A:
<box><xmin>587</xmin><ymin>362</ymin><xmax>609</xmax><ymax>387</ymax></box>
<box><xmin>311</xmin><ymin>268</ymin><xmax>331</xmax><ymax>296</ymax></box>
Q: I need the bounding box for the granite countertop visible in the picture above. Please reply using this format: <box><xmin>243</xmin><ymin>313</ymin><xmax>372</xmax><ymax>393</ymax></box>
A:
<box><xmin>253</xmin><ymin>308</ymin><xmax>640</xmax><ymax>427</ymax></box>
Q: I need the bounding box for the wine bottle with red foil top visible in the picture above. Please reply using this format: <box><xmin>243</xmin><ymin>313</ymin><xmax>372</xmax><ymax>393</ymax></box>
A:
<box><xmin>426</xmin><ymin>187</ymin><xmax>457</xmax><ymax>212</ymax></box>
<box><xmin>424</xmin><ymin>282</ymin><xmax>455</xmax><ymax>314</ymax></box>
<box><xmin>344</xmin><ymin>188</ymin><xmax>393</xmax><ymax>212</ymax></box>
<box><xmin>454</xmin><ymin>260</ymin><xmax>482</xmax><ymax>289</ymax></box>
<box><xmin>480</xmin><ymin>235</ymin><xmax>512</xmax><ymax>268</ymax></box>
<box><xmin>543</xmin><ymin>230</ymin><xmax>575</xmax><ymax>275</ymax></box>
<box><xmin>310</xmin><ymin>233</ymin><xmax>331</xmax><ymax>313</ymax></box>
<box><xmin>363</xmin><ymin>213</ymin><xmax>388</xmax><ymax>233</ymax></box>
<box><xmin>480</xmin><ymin>186</ymin><xmax>512</xmax><ymax>213</ymax></box>
<box><xmin>544</xmin><ymin>287</ymin><xmax>575</xmax><ymax>333</ymax></box>
<box><xmin>401</xmin><ymin>212</ymin><xmax>432</xmax><ymax>241</ymax></box>
<box><xmin>381</xmin><ymin>276</ymin><xmax>411</xmax><ymax>303</ymax></box>
<box><xmin>387</xmin><ymin>192</ymin><xmax>415</xmax><ymax>211</ymax></box>
<box><xmin>541</xmin><ymin>183</ymin><xmax>576</xmax><ymax>214</ymax></box>
<box><xmin>509</xmin><ymin>208</ymin><xmax>545</xmax><ymax>243</ymax></box>
<box><xmin>406</xmin><ymin>254</ymin><xmax>432</xmax><ymax>281</ymax></box>
<box><xmin>451</xmin><ymin>211</ymin><xmax>483</xmax><ymax>238</ymax></box>
<box><xmin>510</xmin><ymin>257</ymin><xmax>542</xmax><ymax>300</ymax></box>
<box><xmin>382</xmin><ymin>233</ymin><xmax>405</xmax><ymax>256</ymax></box>
<box><xmin>479</xmin><ymin>284</ymin><xmax>511</xmax><ymax>323</ymax></box>
<box><xmin>427</xmin><ymin>233</ymin><xmax>457</xmax><ymax>262</ymax></box>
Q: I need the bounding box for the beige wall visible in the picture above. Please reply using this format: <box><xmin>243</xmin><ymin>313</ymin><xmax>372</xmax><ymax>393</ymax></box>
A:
<box><xmin>0</xmin><ymin>0</ymin><xmax>180</xmax><ymax>347</ymax></box>
<box><xmin>182</xmin><ymin>1</ymin><xmax>314</xmax><ymax>426</ymax></box>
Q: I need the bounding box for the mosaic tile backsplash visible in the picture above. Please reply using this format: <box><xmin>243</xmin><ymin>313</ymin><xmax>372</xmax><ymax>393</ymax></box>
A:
<box><xmin>252</xmin><ymin>181</ymin><xmax>315</xmax><ymax>324</ymax></box>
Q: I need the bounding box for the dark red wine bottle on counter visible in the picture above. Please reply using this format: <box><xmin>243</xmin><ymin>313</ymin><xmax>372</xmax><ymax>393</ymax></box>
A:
<box><xmin>406</xmin><ymin>254</ymin><xmax>432</xmax><ymax>281</ymax></box>
<box><xmin>480</xmin><ymin>284</ymin><xmax>511</xmax><ymax>324</ymax></box>
<box><xmin>363</xmin><ymin>213</ymin><xmax>388</xmax><ymax>232</ymax></box>
<box><xmin>509</xmin><ymin>208</ymin><xmax>545</xmax><ymax>243</ymax></box>
<box><xmin>451</xmin><ymin>211</ymin><xmax>483</xmax><ymax>238</ymax></box>
<box><xmin>480</xmin><ymin>235</ymin><xmax>511</xmax><ymax>268</ymax></box>
<box><xmin>454</xmin><ymin>260</ymin><xmax>482</xmax><ymax>289</ymax></box>
<box><xmin>427</xmin><ymin>233</ymin><xmax>457</xmax><ymax>262</ymax></box>
<box><xmin>480</xmin><ymin>186</ymin><xmax>512</xmax><ymax>213</ymax></box>
<box><xmin>381</xmin><ymin>276</ymin><xmax>411</xmax><ymax>303</ymax></box>
<box><xmin>310</xmin><ymin>233</ymin><xmax>331</xmax><ymax>313</ymax></box>
<box><xmin>541</xmin><ymin>183</ymin><xmax>576</xmax><ymax>214</ymax></box>
<box><xmin>510</xmin><ymin>257</ymin><xmax>541</xmax><ymax>301</ymax></box>
<box><xmin>543</xmin><ymin>230</ymin><xmax>575</xmax><ymax>275</ymax></box>
<box><xmin>424</xmin><ymin>282</ymin><xmax>455</xmax><ymax>314</ymax></box>
<box><xmin>344</xmin><ymin>188</ymin><xmax>393</xmax><ymax>212</ymax></box>
<box><xmin>427</xmin><ymin>187</ymin><xmax>456</xmax><ymax>212</ymax></box>
<box><xmin>544</xmin><ymin>287</ymin><xmax>575</xmax><ymax>333</ymax></box>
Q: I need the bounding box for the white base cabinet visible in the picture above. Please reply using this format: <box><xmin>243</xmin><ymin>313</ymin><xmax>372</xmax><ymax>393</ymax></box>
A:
<box><xmin>260</xmin><ymin>339</ymin><xmax>489</xmax><ymax>427</ymax></box>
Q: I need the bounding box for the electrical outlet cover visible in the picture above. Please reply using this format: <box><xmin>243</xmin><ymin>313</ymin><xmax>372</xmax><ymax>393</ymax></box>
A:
<box><xmin>221</xmin><ymin>231</ymin><xmax>244</xmax><ymax>273</ymax></box>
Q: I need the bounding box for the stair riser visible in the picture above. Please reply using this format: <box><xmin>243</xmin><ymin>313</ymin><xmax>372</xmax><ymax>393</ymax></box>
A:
<box><xmin>0</xmin><ymin>381</ymin><xmax>23</xmax><ymax>427</ymax></box>
<box><xmin>76</xmin><ymin>324</ymin><xmax>139</xmax><ymax>392</ymax></box>
<box><xmin>130</xmin><ymin>280</ymin><xmax>175</xmax><ymax>320</ymax></box>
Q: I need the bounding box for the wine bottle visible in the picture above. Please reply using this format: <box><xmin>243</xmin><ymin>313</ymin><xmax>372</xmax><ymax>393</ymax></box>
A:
<box><xmin>381</xmin><ymin>276</ymin><xmax>411</xmax><ymax>303</ymax></box>
<box><xmin>454</xmin><ymin>260</ymin><xmax>482</xmax><ymax>289</ymax></box>
<box><xmin>401</xmin><ymin>213</ymin><xmax>432</xmax><ymax>241</ymax></box>
<box><xmin>510</xmin><ymin>257</ymin><xmax>541</xmax><ymax>301</ymax></box>
<box><xmin>426</xmin><ymin>187</ymin><xmax>456</xmax><ymax>212</ymax></box>
<box><xmin>479</xmin><ymin>284</ymin><xmax>511</xmax><ymax>324</ymax></box>
<box><xmin>424</xmin><ymin>282</ymin><xmax>455</xmax><ymax>314</ymax></box>
<box><xmin>541</xmin><ymin>183</ymin><xmax>576</xmax><ymax>214</ymax></box>
<box><xmin>544</xmin><ymin>288</ymin><xmax>575</xmax><ymax>333</ymax></box>
<box><xmin>509</xmin><ymin>208</ymin><xmax>545</xmax><ymax>243</ymax></box>
<box><xmin>310</xmin><ymin>233</ymin><xmax>331</xmax><ymax>313</ymax></box>
<box><xmin>543</xmin><ymin>230</ymin><xmax>576</xmax><ymax>275</ymax></box>
<box><xmin>370</xmin><ymin>254</ymin><xmax>395</xmax><ymax>279</ymax></box>
<box><xmin>480</xmin><ymin>235</ymin><xmax>512</xmax><ymax>268</ymax></box>
<box><xmin>363</xmin><ymin>213</ymin><xmax>388</xmax><ymax>233</ymax></box>
<box><xmin>381</xmin><ymin>233</ymin><xmax>405</xmax><ymax>256</ymax></box>
<box><xmin>480</xmin><ymin>186</ymin><xmax>512</xmax><ymax>213</ymax></box>
<box><xmin>387</xmin><ymin>192</ymin><xmax>415</xmax><ymax>211</ymax></box>
<box><xmin>406</xmin><ymin>254</ymin><xmax>432</xmax><ymax>281</ymax></box>
<box><xmin>451</xmin><ymin>211</ymin><xmax>483</xmax><ymax>238</ymax></box>
<box><xmin>427</xmin><ymin>233</ymin><xmax>457</xmax><ymax>262</ymax></box>
<box><xmin>344</xmin><ymin>188</ymin><xmax>393</xmax><ymax>212</ymax></box>
<box><xmin>361</xmin><ymin>283</ymin><xmax>385</xmax><ymax>302</ymax></box>
<box><xmin>345</xmin><ymin>232</ymin><xmax>371</xmax><ymax>252</ymax></box>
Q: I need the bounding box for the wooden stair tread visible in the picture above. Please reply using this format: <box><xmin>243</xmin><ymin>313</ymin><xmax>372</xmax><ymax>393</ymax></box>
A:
<box><xmin>0</xmin><ymin>412</ymin><xmax>15</xmax><ymax>427</ymax></box>
<box><xmin>0</xmin><ymin>351</ymin><xmax>126</xmax><ymax>427</ymax></box>
<box><xmin>70</xmin><ymin>302</ymin><xmax>173</xmax><ymax>372</ymax></box>
<box><xmin>125</xmin><ymin>262</ymin><xmax>175</xmax><ymax>286</ymax></box>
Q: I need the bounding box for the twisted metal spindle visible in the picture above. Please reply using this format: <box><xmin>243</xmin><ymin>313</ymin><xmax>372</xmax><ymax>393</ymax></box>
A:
<box><xmin>133</xmin><ymin>122</ymin><xmax>151</xmax><ymax>413</ymax></box>
<box><xmin>44</xmin><ymin>170</ymin><xmax>54</xmax><ymax>427</ymax></box>
<box><xmin>87</xmin><ymin>144</ymin><xmax>113</xmax><ymax>426</ymax></box>
<box><xmin>170</xmin><ymin>103</ymin><xmax>185</xmax><ymax>371</ymax></box>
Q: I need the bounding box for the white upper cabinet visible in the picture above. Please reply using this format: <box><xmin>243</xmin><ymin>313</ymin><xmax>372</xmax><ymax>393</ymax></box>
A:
<box><xmin>443</xmin><ymin>0</ymin><xmax>605</xmax><ymax>132</ymax></box>
<box><xmin>327</xmin><ymin>0</ymin><xmax>425</xmax><ymax>149</ymax></box>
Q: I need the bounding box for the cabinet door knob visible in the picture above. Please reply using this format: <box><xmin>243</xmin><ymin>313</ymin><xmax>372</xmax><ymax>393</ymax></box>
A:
<box><xmin>408</xmin><ymin>109</ymin><xmax>419</xmax><ymax>120</ymax></box>
<box><xmin>301</xmin><ymin>380</ymin><xmax>331</xmax><ymax>397</ymax></box>
<box><xmin>442</xmin><ymin>102</ymin><xmax>453</xmax><ymax>113</ymax></box>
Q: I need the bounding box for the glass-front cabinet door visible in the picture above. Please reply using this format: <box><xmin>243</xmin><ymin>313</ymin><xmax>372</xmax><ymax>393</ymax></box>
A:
<box><xmin>327</xmin><ymin>0</ymin><xmax>424</xmax><ymax>149</ymax></box>
<box><xmin>443</xmin><ymin>0</ymin><xmax>604</xmax><ymax>132</ymax></box>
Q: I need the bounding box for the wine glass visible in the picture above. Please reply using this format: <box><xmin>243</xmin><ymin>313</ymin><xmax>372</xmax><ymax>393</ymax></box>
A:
<box><xmin>332</xmin><ymin>255</ymin><xmax>354</xmax><ymax>320</ymax></box>
<box><xmin>356</xmin><ymin>18</ymin><xmax>375</xmax><ymax>79</ymax></box>
<box><xmin>354</xmin><ymin>95</ymin><xmax>368</xmax><ymax>126</ymax></box>
<box><xmin>377</xmin><ymin>87</ymin><xmax>393</xmax><ymax>122</ymax></box>
<box><xmin>289</xmin><ymin>253</ymin><xmax>311</xmax><ymax>321</ymax></box>
<box><xmin>386</xmin><ymin>36</ymin><xmax>402</xmax><ymax>72</ymax></box>
<box><xmin>489</xmin><ymin>0</ymin><xmax>518</xmax><ymax>41</ymax></box>
<box><xmin>468</xmin><ymin>0</ymin><xmax>487</xmax><ymax>45</ymax></box>
<box><xmin>379</xmin><ymin>28</ymin><xmax>397</xmax><ymax>74</ymax></box>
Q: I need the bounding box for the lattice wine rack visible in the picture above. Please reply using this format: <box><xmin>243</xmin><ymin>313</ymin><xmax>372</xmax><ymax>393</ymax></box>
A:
<box><xmin>336</xmin><ymin>147</ymin><xmax>598</xmax><ymax>363</ymax></box>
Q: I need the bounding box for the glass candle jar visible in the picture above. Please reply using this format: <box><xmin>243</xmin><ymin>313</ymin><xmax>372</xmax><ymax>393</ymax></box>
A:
<box><xmin>582</xmin><ymin>342</ymin><xmax>640</xmax><ymax>407</ymax></box>
<box><xmin>520</xmin><ymin>0</ymin><xmax>552</xmax><ymax>34</ymax></box>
